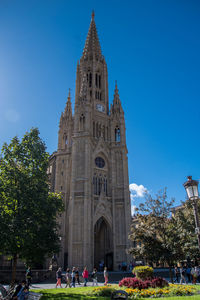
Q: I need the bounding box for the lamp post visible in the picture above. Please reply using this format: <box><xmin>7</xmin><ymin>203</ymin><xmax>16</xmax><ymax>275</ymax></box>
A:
<box><xmin>183</xmin><ymin>176</ymin><xmax>200</xmax><ymax>250</ymax></box>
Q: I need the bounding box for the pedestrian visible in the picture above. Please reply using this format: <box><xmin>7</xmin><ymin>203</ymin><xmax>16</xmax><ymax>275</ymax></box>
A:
<box><xmin>186</xmin><ymin>266</ymin><xmax>191</xmax><ymax>283</ymax></box>
<box><xmin>91</xmin><ymin>268</ymin><xmax>98</xmax><ymax>286</ymax></box>
<box><xmin>180</xmin><ymin>266</ymin><xmax>186</xmax><ymax>284</ymax></box>
<box><xmin>104</xmin><ymin>267</ymin><xmax>108</xmax><ymax>286</ymax></box>
<box><xmin>82</xmin><ymin>267</ymin><xmax>89</xmax><ymax>287</ymax></box>
<box><xmin>191</xmin><ymin>266</ymin><xmax>198</xmax><ymax>284</ymax></box>
<box><xmin>71</xmin><ymin>267</ymin><xmax>76</xmax><ymax>287</ymax></box>
<box><xmin>17</xmin><ymin>285</ymin><xmax>29</xmax><ymax>300</ymax></box>
<box><xmin>25</xmin><ymin>267</ymin><xmax>32</xmax><ymax>287</ymax></box>
<box><xmin>174</xmin><ymin>266</ymin><xmax>180</xmax><ymax>283</ymax></box>
<box><xmin>65</xmin><ymin>268</ymin><xmax>71</xmax><ymax>288</ymax></box>
<box><xmin>75</xmin><ymin>267</ymin><xmax>80</xmax><ymax>285</ymax></box>
<box><xmin>55</xmin><ymin>267</ymin><xmax>62</xmax><ymax>288</ymax></box>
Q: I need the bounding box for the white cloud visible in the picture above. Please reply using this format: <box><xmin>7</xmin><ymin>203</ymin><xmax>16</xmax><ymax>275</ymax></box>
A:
<box><xmin>5</xmin><ymin>109</ymin><xmax>20</xmax><ymax>122</ymax></box>
<box><xmin>129</xmin><ymin>183</ymin><xmax>148</xmax><ymax>199</ymax></box>
<box><xmin>129</xmin><ymin>183</ymin><xmax>148</xmax><ymax>216</ymax></box>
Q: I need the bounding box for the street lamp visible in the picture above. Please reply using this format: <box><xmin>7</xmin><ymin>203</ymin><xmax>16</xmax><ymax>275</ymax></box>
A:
<box><xmin>183</xmin><ymin>176</ymin><xmax>200</xmax><ymax>250</ymax></box>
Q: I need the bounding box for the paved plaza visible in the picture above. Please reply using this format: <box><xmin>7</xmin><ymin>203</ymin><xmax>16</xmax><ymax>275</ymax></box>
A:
<box><xmin>30</xmin><ymin>282</ymin><xmax>105</xmax><ymax>289</ymax></box>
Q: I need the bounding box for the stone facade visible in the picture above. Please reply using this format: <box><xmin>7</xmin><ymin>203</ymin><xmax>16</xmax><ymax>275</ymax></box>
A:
<box><xmin>49</xmin><ymin>12</ymin><xmax>131</xmax><ymax>271</ymax></box>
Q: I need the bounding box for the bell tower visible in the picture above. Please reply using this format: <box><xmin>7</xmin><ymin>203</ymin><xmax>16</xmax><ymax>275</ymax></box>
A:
<box><xmin>49</xmin><ymin>12</ymin><xmax>131</xmax><ymax>271</ymax></box>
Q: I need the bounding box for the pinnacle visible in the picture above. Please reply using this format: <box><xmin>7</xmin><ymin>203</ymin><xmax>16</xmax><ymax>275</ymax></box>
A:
<box><xmin>91</xmin><ymin>10</ymin><xmax>95</xmax><ymax>20</ymax></box>
<box><xmin>64</xmin><ymin>88</ymin><xmax>72</xmax><ymax>117</ymax></box>
<box><xmin>82</xmin><ymin>12</ymin><xmax>102</xmax><ymax>60</ymax></box>
<box><xmin>115</xmin><ymin>80</ymin><xmax>119</xmax><ymax>94</ymax></box>
<box><xmin>114</xmin><ymin>81</ymin><xmax>120</xmax><ymax>104</ymax></box>
<box><xmin>67</xmin><ymin>88</ymin><xmax>71</xmax><ymax>102</ymax></box>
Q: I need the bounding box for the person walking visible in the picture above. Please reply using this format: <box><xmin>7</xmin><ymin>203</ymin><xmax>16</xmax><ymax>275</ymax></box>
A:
<box><xmin>75</xmin><ymin>267</ymin><xmax>80</xmax><ymax>285</ymax></box>
<box><xmin>174</xmin><ymin>266</ymin><xmax>180</xmax><ymax>283</ymax></box>
<box><xmin>82</xmin><ymin>267</ymin><xmax>89</xmax><ymax>287</ymax></box>
<box><xmin>191</xmin><ymin>266</ymin><xmax>198</xmax><ymax>284</ymax></box>
<box><xmin>65</xmin><ymin>268</ymin><xmax>71</xmax><ymax>288</ymax></box>
<box><xmin>104</xmin><ymin>267</ymin><xmax>108</xmax><ymax>286</ymax></box>
<box><xmin>91</xmin><ymin>268</ymin><xmax>98</xmax><ymax>286</ymax></box>
<box><xmin>186</xmin><ymin>266</ymin><xmax>191</xmax><ymax>283</ymax></box>
<box><xmin>25</xmin><ymin>267</ymin><xmax>32</xmax><ymax>287</ymax></box>
<box><xmin>71</xmin><ymin>267</ymin><xmax>76</xmax><ymax>288</ymax></box>
<box><xmin>180</xmin><ymin>267</ymin><xmax>186</xmax><ymax>284</ymax></box>
<box><xmin>55</xmin><ymin>267</ymin><xmax>63</xmax><ymax>288</ymax></box>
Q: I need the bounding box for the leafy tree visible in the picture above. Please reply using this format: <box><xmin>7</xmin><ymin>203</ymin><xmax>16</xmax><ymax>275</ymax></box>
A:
<box><xmin>129</xmin><ymin>188</ymin><xmax>186</xmax><ymax>281</ymax></box>
<box><xmin>172</xmin><ymin>201</ymin><xmax>200</xmax><ymax>262</ymax></box>
<box><xmin>0</xmin><ymin>128</ymin><xmax>64</xmax><ymax>282</ymax></box>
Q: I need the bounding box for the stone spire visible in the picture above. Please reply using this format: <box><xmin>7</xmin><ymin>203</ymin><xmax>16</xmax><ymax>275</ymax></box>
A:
<box><xmin>64</xmin><ymin>88</ymin><xmax>72</xmax><ymax>117</ymax></box>
<box><xmin>82</xmin><ymin>11</ymin><xmax>102</xmax><ymax>60</ymax></box>
<box><xmin>113</xmin><ymin>81</ymin><xmax>121</xmax><ymax>105</ymax></box>
<box><xmin>111</xmin><ymin>81</ymin><xmax>123</xmax><ymax>115</ymax></box>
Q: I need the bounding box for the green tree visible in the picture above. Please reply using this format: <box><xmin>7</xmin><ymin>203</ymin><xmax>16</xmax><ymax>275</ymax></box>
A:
<box><xmin>0</xmin><ymin>128</ymin><xmax>64</xmax><ymax>282</ymax></box>
<box><xmin>172</xmin><ymin>201</ymin><xmax>200</xmax><ymax>262</ymax></box>
<box><xmin>129</xmin><ymin>188</ymin><xmax>186</xmax><ymax>281</ymax></box>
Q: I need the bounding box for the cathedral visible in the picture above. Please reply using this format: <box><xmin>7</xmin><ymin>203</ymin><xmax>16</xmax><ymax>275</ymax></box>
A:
<box><xmin>49</xmin><ymin>12</ymin><xmax>131</xmax><ymax>271</ymax></box>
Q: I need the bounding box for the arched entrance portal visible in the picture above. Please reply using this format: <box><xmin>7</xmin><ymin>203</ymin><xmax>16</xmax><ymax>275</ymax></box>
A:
<box><xmin>94</xmin><ymin>217</ymin><xmax>113</xmax><ymax>270</ymax></box>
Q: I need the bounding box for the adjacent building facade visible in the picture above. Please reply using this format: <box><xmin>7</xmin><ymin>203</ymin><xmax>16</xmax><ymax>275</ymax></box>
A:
<box><xmin>49</xmin><ymin>12</ymin><xmax>131</xmax><ymax>271</ymax></box>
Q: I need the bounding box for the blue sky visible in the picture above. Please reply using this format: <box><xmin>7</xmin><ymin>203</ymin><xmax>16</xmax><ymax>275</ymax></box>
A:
<box><xmin>0</xmin><ymin>0</ymin><xmax>200</xmax><ymax>210</ymax></box>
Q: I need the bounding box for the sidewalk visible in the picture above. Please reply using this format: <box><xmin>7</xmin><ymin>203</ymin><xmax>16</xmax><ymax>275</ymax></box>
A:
<box><xmin>30</xmin><ymin>282</ymin><xmax>105</xmax><ymax>289</ymax></box>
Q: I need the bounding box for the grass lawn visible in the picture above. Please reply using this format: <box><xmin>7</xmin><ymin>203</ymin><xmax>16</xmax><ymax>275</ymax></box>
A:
<box><xmin>32</xmin><ymin>284</ymin><xmax>200</xmax><ymax>300</ymax></box>
<box><xmin>32</xmin><ymin>287</ymin><xmax>110</xmax><ymax>299</ymax></box>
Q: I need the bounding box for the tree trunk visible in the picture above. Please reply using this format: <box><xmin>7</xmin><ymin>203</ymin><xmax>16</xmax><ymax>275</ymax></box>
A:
<box><xmin>11</xmin><ymin>254</ymin><xmax>17</xmax><ymax>284</ymax></box>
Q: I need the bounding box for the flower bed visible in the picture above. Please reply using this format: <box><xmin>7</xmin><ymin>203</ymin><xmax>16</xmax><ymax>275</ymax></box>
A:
<box><xmin>92</xmin><ymin>285</ymin><xmax>116</xmax><ymax>297</ymax></box>
<box><xmin>119</xmin><ymin>276</ymin><xmax>168</xmax><ymax>289</ymax></box>
<box><xmin>89</xmin><ymin>284</ymin><xmax>198</xmax><ymax>298</ymax></box>
<box><xmin>126</xmin><ymin>284</ymin><xmax>197</xmax><ymax>298</ymax></box>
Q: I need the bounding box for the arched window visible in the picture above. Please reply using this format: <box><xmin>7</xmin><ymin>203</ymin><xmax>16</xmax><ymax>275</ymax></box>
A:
<box><xmin>93</xmin><ymin>174</ymin><xmax>107</xmax><ymax>196</ymax></box>
<box><xmin>104</xmin><ymin>177</ymin><xmax>107</xmax><ymax>195</ymax></box>
<box><xmin>96</xmin><ymin>123</ymin><xmax>99</xmax><ymax>138</ymax></box>
<box><xmin>99</xmin><ymin>123</ymin><xmax>101</xmax><ymax>137</ymax></box>
<box><xmin>95</xmin><ymin>73</ymin><xmax>98</xmax><ymax>87</ymax></box>
<box><xmin>102</xmin><ymin>125</ymin><xmax>105</xmax><ymax>140</ymax></box>
<box><xmin>93</xmin><ymin>121</ymin><xmax>95</xmax><ymax>137</ymax></box>
<box><xmin>79</xmin><ymin>114</ymin><xmax>85</xmax><ymax>131</ymax></box>
<box><xmin>115</xmin><ymin>127</ymin><xmax>120</xmax><ymax>142</ymax></box>
<box><xmin>99</xmin><ymin>75</ymin><xmax>101</xmax><ymax>89</ymax></box>
<box><xmin>93</xmin><ymin>175</ymin><xmax>98</xmax><ymax>194</ymax></box>
<box><xmin>89</xmin><ymin>73</ymin><xmax>92</xmax><ymax>87</ymax></box>
<box><xmin>98</xmin><ymin>177</ymin><xmax>102</xmax><ymax>195</ymax></box>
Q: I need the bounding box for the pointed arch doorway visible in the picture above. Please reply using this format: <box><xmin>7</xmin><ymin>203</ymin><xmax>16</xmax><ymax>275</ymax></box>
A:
<box><xmin>94</xmin><ymin>217</ymin><xmax>113</xmax><ymax>270</ymax></box>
